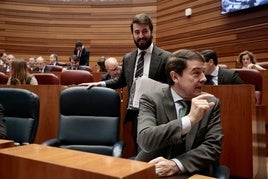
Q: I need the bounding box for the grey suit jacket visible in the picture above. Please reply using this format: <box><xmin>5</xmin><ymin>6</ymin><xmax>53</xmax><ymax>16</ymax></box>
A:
<box><xmin>218</xmin><ymin>67</ymin><xmax>243</xmax><ymax>84</ymax></box>
<box><xmin>105</xmin><ymin>45</ymin><xmax>171</xmax><ymax>95</ymax></box>
<box><xmin>136</xmin><ymin>87</ymin><xmax>223</xmax><ymax>176</ymax></box>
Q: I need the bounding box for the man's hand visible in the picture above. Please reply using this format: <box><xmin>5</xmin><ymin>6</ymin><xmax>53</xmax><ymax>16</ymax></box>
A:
<box><xmin>78</xmin><ymin>82</ymin><xmax>101</xmax><ymax>89</ymax></box>
<box><xmin>149</xmin><ymin>157</ymin><xmax>179</xmax><ymax>177</ymax></box>
<box><xmin>188</xmin><ymin>93</ymin><xmax>215</xmax><ymax>125</ymax></box>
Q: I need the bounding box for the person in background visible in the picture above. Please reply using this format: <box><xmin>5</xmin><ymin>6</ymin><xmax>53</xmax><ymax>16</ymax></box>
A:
<box><xmin>66</xmin><ymin>55</ymin><xmax>89</xmax><ymax>71</ymax></box>
<box><xmin>33</xmin><ymin>56</ymin><xmax>53</xmax><ymax>73</ymax></box>
<box><xmin>237</xmin><ymin>50</ymin><xmax>266</xmax><ymax>70</ymax></box>
<box><xmin>49</xmin><ymin>54</ymin><xmax>59</xmax><ymax>66</ymax></box>
<box><xmin>96</xmin><ymin>56</ymin><xmax>107</xmax><ymax>72</ymax></box>
<box><xmin>80</xmin><ymin>13</ymin><xmax>171</xmax><ymax>155</ymax></box>
<box><xmin>101</xmin><ymin>57</ymin><xmax>121</xmax><ymax>80</ymax></box>
<box><xmin>201</xmin><ymin>49</ymin><xmax>243</xmax><ymax>85</ymax></box>
<box><xmin>1</xmin><ymin>53</ymin><xmax>14</xmax><ymax>73</ymax></box>
<box><xmin>7</xmin><ymin>59</ymin><xmax>38</xmax><ymax>85</ymax></box>
<box><xmin>0</xmin><ymin>104</ymin><xmax>7</xmax><ymax>139</ymax></box>
<box><xmin>73</xmin><ymin>41</ymin><xmax>90</xmax><ymax>66</ymax></box>
<box><xmin>0</xmin><ymin>52</ymin><xmax>8</xmax><ymax>72</ymax></box>
<box><xmin>136</xmin><ymin>49</ymin><xmax>223</xmax><ymax>177</ymax></box>
<box><xmin>27</xmin><ymin>56</ymin><xmax>36</xmax><ymax>72</ymax></box>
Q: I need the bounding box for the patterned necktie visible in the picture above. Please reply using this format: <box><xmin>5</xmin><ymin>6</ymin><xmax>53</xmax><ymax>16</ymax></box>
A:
<box><xmin>205</xmin><ymin>75</ymin><xmax>214</xmax><ymax>85</ymax></box>
<box><xmin>135</xmin><ymin>51</ymin><xmax>146</xmax><ymax>78</ymax></box>
<box><xmin>178</xmin><ymin>100</ymin><xmax>191</xmax><ymax>117</ymax></box>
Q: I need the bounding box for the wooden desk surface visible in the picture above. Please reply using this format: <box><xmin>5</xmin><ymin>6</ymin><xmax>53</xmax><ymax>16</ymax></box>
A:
<box><xmin>0</xmin><ymin>139</ymin><xmax>14</xmax><ymax>148</ymax></box>
<box><xmin>0</xmin><ymin>144</ymin><xmax>155</xmax><ymax>179</ymax></box>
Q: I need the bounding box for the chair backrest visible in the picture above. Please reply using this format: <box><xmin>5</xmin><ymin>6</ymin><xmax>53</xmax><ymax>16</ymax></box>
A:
<box><xmin>0</xmin><ymin>88</ymin><xmax>40</xmax><ymax>144</ymax></box>
<box><xmin>60</xmin><ymin>70</ymin><xmax>94</xmax><ymax>85</ymax></box>
<box><xmin>256</xmin><ymin>62</ymin><xmax>268</xmax><ymax>69</ymax></box>
<box><xmin>33</xmin><ymin>73</ymin><xmax>60</xmax><ymax>85</ymax></box>
<box><xmin>234</xmin><ymin>68</ymin><xmax>262</xmax><ymax>104</ymax></box>
<box><xmin>58</xmin><ymin>86</ymin><xmax>120</xmax><ymax>156</ymax></box>
<box><xmin>234</xmin><ymin>69</ymin><xmax>262</xmax><ymax>91</ymax></box>
<box><xmin>47</xmin><ymin>65</ymin><xmax>63</xmax><ymax>72</ymax></box>
<box><xmin>0</xmin><ymin>72</ymin><xmax>8</xmax><ymax>84</ymax></box>
<box><xmin>80</xmin><ymin>65</ymin><xmax>93</xmax><ymax>73</ymax></box>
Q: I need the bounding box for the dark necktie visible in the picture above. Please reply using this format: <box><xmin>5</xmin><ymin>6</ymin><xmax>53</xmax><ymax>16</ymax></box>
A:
<box><xmin>205</xmin><ymin>75</ymin><xmax>214</xmax><ymax>85</ymax></box>
<box><xmin>178</xmin><ymin>100</ymin><xmax>191</xmax><ymax>117</ymax></box>
<box><xmin>135</xmin><ymin>51</ymin><xmax>146</xmax><ymax>78</ymax></box>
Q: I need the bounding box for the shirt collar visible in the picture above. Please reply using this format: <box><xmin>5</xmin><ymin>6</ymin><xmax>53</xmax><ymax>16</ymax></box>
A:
<box><xmin>210</xmin><ymin>65</ymin><xmax>219</xmax><ymax>77</ymax></box>
<box><xmin>170</xmin><ymin>87</ymin><xmax>183</xmax><ymax>103</ymax></box>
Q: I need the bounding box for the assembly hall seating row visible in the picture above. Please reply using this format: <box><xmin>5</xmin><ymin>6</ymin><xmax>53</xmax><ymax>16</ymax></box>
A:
<box><xmin>1</xmin><ymin>70</ymin><xmax>268</xmax><ymax>178</ymax></box>
<box><xmin>0</xmin><ymin>83</ymin><xmax>266</xmax><ymax>179</ymax></box>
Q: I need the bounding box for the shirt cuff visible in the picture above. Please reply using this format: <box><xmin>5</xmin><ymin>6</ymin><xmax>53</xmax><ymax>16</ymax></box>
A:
<box><xmin>100</xmin><ymin>81</ymin><xmax>106</xmax><ymax>87</ymax></box>
<box><xmin>171</xmin><ymin>158</ymin><xmax>186</xmax><ymax>173</ymax></box>
<box><xmin>181</xmin><ymin>115</ymin><xmax>191</xmax><ymax>135</ymax></box>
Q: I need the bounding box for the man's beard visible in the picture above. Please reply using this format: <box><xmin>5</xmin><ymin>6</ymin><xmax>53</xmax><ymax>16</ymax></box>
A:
<box><xmin>134</xmin><ymin>35</ymin><xmax>153</xmax><ymax>50</ymax></box>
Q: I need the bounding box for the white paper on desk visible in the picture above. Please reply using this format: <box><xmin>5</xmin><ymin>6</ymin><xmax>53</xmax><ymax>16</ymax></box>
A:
<box><xmin>132</xmin><ymin>76</ymin><xmax>168</xmax><ymax>108</ymax></box>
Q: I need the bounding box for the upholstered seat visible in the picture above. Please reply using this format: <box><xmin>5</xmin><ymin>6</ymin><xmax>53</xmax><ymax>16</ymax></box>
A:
<box><xmin>60</xmin><ymin>70</ymin><xmax>94</xmax><ymax>85</ymax></box>
<box><xmin>234</xmin><ymin>68</ymin><xmax>262</xmax><ymax>104</ymax></box>
<box><xmin>33</xmin><ymin>73</ymin><xmax>60</xmax><ymax>85</ymax></box>
<box><xmin>256</xmin><ymin>62</ymin><xmax>268</xmax><ymax>69</ymax></box>
<box><xmin>42</xmin><ymin>86</ymin><xmax>124</xmax><ymax>157</ymax></box>
<box><xmin>47</xmin><ymin>65</ymin><xmax>63</xmax><ymax>72</ymax></box>
<box><xmin>0</xmin><ymin>88</ymin><xmax>40</xmax><ymax>144</ymax></box>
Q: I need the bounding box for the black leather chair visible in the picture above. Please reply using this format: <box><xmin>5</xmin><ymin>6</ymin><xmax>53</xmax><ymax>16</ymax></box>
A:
<box><xmin>0</xmin><ymin>88</ymin><xmax>40</xmax><ymax>144</ymax></box>
<box><xmin>42</xmin><ymin>86</ymin><xmax>124</xmax><ymax>157</ymax></box>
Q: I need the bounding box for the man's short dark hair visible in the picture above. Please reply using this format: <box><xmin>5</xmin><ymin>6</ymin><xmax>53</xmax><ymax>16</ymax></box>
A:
<box><xmin>201</xmin><ymin>49</ymin><xmax>218</xmax><ymax>65</ymax></box>
<box><xmin>130</xmin><ymin>13</ymin><xmax>153</xmax><ymax>34</ymax></box>
<box><xmin>75</xmin><ymin>41</ymin><xmax>83</xmax><ymax>48</ymax></box>
<box><xmin>165</xmin><ymin>49</ymin><xmax>205</xmax><ymax>85</ymax></box>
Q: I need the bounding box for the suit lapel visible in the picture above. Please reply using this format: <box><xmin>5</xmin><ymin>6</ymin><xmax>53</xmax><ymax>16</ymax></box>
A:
<box><xmin>125</xmin><ymin>50</ymin><xmax>138</xmax><ymax>87</ymax></box>
<box><xmin>218</xmin><ymin>67</ymin><xmax>224</xmax><ymax>84</ymax></box>
<box><xmin>149</xmin><ymin>46</ymin><xmax>162</xmax><ymax>78</ymax></box>
<box><xmin>162</xmin><ymin>87</ymin><xmax>177</xmax><ymax>122</ymax></box>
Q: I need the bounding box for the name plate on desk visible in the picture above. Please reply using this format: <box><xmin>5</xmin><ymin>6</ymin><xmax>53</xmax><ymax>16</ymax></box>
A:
<box><xmin>0</xmin><ymin>144</ymin><xmax>155</xmax><ymax>179</ymax></box>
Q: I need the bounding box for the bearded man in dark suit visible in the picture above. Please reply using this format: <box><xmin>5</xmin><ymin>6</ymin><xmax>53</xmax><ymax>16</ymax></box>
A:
<box><xmin>80</xmin><ymin>13</ymin><xmax>171</xmax><ymax>154</ymax></box>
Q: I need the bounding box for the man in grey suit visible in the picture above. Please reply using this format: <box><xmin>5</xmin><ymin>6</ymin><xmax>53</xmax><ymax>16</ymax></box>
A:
<box><xmin>201</xmin><ymin>49</ymin><xmax>243</xmax><ymax>85</ymax></box>
<box><xmin>136</xmin><ymin>49</ymin><xmax>223</xmax><ymax>177</ymax></box>
<box><xmin>81</xmin><ymin>13</ymin><xmax>171</xmax><ymax>154</ymax></box>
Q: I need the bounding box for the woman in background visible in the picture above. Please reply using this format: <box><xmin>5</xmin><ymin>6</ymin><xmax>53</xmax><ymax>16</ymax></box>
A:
<box><xmin>237</xmin><ymin>50</ymin><xmax>266</xmax><ymax>70</ymax></box>
<box><xmin>7</xmin><ymin>59</ymin><xmax>38</xmax><ymax>85</ymax></box>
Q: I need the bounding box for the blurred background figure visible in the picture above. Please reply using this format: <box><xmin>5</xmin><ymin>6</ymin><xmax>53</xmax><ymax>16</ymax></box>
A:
<box><xmin>27</xmin><ymin>56</ymin><xmax>36</xmax><ymax>72</ymax></box>
<box><xmin>201</xmin><ymin>49</ymin><xmax>243</xmax><ymax>85</ymax></box>
<box><xmin>73</xmin><ymin>41</ymin><xmax>90</xmax><ymax>66</ymax></box>
<box><xmin>33</xmin><ymin>56</ymin><xmax>53</xmax><ymax>73</ymax></box>
<box><xmin>96</xmin><ymin>56</ymin><xmax>107</xmax><ymax>72</ymax></box>
<box><xmin>101</xmin><ymin>57</ymin><xmax>122</xmax><ymax>80</ymax></box>
<box><xmin>237</xmin><ymin>50</ymin><xmax>266</xmax><ymax>70</ymax></box>
<box><xmin>0</xmin><ymin>52</ymin><xmax>8</xmax><ymax>72</ymax></box>
<box><xmin>7</xmin><ymin>59</ymin><xmax>38</xmax><ymax>85</ymax></box>
<box><xmin>1</xmin><ymin>53</ymin><xmax>14</xmax><ymax>73</ymax></box>
<box><xmin>66</xmin><ymin>55</ymin><xmax>88</xmax><ymax>71</ymax></box>
<box><xmin>49</xmin><ymin>54</ymin><xmax>59</xmax><ymax>66</ymax></box>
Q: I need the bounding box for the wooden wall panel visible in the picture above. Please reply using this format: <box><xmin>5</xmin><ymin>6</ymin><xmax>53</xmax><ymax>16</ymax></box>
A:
<box><xmin>0</xmin><ymin>0</ymin><xmax>156</xmax><ymax>71</ymax></box>
<box><xmin>156</xmin><ymin>0</ymin><xmax>268</xmax><ymax>68</ymax></box>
